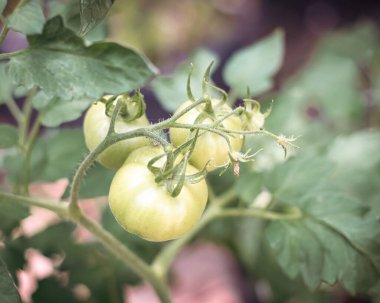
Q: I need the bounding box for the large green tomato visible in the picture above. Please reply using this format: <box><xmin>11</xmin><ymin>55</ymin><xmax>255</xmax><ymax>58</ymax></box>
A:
<box><xmin>169</xmin><ymin>99</ymin><xmax>243</xmax><ymax>171</ymax></box>
<box><xmin>83</xmin><ymin>98</ymin><xmax>150</xmax><ymax>170</ymax></box>
<box><xmin>108</xmin><ymin>146</ymin><xmax>208</xmax><ymax>242</ymax></box>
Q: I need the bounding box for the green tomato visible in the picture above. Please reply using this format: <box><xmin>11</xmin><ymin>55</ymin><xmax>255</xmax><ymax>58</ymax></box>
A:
<box><xmin>83</xmin><ymin>97</ymin><xmax>150</xmax><ymax>170</ymax></box>
<box><xmin>169</xmin><ymin>99</ymin><xmax>244</xmax><ymax>171</ymax></box>
<box><xmin>108</xmin><ymin>146</ymin><xmax>208</xmax><ymax>242</ymax></box>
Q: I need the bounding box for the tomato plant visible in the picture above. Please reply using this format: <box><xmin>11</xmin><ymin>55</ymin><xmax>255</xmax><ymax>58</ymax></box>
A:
<box><xmin>0</xmin><ymin>1</ymin><xmax>380</xmax><ymax>303</ymax></box>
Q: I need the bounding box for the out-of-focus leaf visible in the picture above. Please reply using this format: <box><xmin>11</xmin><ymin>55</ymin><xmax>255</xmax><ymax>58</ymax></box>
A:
<box><xmin>0</xmin><ymin>64</ymin><xmax>13</xmax><ymax>103</ymax></box>
<box><xmin>223</xmin><ymin>29</ymin><xmax>284</xmax><ymax>97</ymax></box>
<box><xmin>0</xmin><ymin>195</ymin><xmax>29</xmax><ymax>235</ymax></box>
<box><xmin>327</xmin><ymin>130</ymin><xmax>380</xmax><ymax>170</ymax></box>
<box><xmin>34</xmin><ymin>129</ymin><xmax>86</xmax><ymax>182</ymax></box>
<box><xmin>0</xmin><ymin>0</ymin><xmax>6</xmax><ymax>15</ymax></box>
<box><xmin>77</xmin><ymin>163</ymin><xmax>114</xmax><ymax>198</ymax></box>
<box><xmin>80</xmin><ymin>0</ymin><xmax>114</xmax><ymax>35</ymax></box>
<box><xmin>327</xmin><ymin>130</ymin><xmax>380</xmax><ymax>200</ymax></box>
<box><xmin>7</xmin><ymin>0</ymin><xmax>45</xmax><ymax>35</ymax></box>
<box><xmin>4</xmin><ymin>129</ymin><xmax>86</xmax><ymax>185</ymax></box>
<box><xmin>6</xmin><ymin>16</ymin><xmax>158</xmax><ymax>100</ymax></box>
<box><xmin>0</xmin><ymin>257</ymin><xmax>22</xmax><ymax>303</ymax></box>
<box><xmin>0</xmin><ymin>125</ymin><xmax>18</xmax><ymax>148</ymax></box>
<box><xmin>32</xmin><ymin>278</ymin><xmax>77</xmax><ymax>303</ymax></box>
<box><xmin>28</xmin><ymin>222</ymin><xmax>76</xmax><ymax>256</ymax></box>
<box><xmin>317</xmin><ymin>21</ymin><xmax>379</xmax><ymax>64</ymax></box>
<box><xmin>151</xmin><ymin>48</ymin><xmax>220</xmax><ymax>112</ymax></box>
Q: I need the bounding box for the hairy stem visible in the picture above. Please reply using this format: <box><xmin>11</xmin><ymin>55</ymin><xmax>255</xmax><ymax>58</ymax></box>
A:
<box><xmin>75</xmin><ymin>210</ymin><xmax>171</xmax><ymax>303</ymax></box>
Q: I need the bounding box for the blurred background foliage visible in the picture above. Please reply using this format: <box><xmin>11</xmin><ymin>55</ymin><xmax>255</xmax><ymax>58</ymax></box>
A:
<box><xmin>1</xmin><ymin>0</ymin><xmax>380</xmax><ymax>302</ymax></box>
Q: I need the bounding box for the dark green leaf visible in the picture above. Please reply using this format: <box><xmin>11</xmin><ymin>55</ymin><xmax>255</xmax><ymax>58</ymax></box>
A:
<box><xmin>32</xmin><ymin>278</ymin><xmax>77</xmax><ymax>303</ymax></box>
<box><xmin>77</xmin><ymin>163</ymin><xmax>114</xmax><ymax>199</ymax></box>
<box><xmin>0</xmin><ymin>125</ymin><xmax>18</xmax><ymax>148</ymax></box>
<box><xmin>7</xmin><ymin>0</ymin><xmax>45</xmax><ymax>35</ymax></box>
<box><xmin>0</xmin><ymin>195</ymin><xmax>29</xmax><ymax>235</ymax></box>
<box><xmin>0</xmin><ymin>63</ymin><xmax>13</xmax><ymax>103</ymax></box>
<box><xmin>0</xmin><ymin>257</ymin><xmax>22</xmax><ymax>303</ymax></box>
<box><xmin>151</xmin><ymin>48</ymin><xmax>220</xmax><ymax>112</ymax></box>
<box><xmin>223</xmin><ymin>29</ymin><xmax>284</xmax><ymax>97</ymax></box>
<box><xmin>6</xmin><ymin>16</ymin><xmax>158</xmax><ymax>100</ymax></box>
<box><xmin>28</xmin><ymin>222</ymin><xmax>76</xmax><ymax>256</ymax></box>
<box><xmin>80</xmin><ymin>0</ymin><xmax>114</xmax><ymax>35</ymax></box>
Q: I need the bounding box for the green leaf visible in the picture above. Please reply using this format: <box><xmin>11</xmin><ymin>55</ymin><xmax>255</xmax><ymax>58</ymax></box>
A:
<box><xmin>49</xmin><ymin>1</ymin><xmax>107</xmax><ymax>42</ymax></box>
<box><xmin>266</xmin><ymin>193</ymin><xmax>380</xmax><ymax>293</ymax></box>
<box><xmin>151</xmin><ymin>48</ymin><xmax>220</xmax><ymax>112</ymax></box>
<box><xmin>223</xmin><ymin>29</ymin><xmax>284</xmax><ymax>97</ymax></box>
<box><xmin>317</xmin><ymin>21</ymin><xmax>379</xmax><ymax>64</ymax></box>
<box><xmin>0</xmin><ymin>125</ymin><xmax>18</xmax><ymax>148</ymax></box>
<box><xmin>32</xmin><ymin>278</ymin><xmax>77</xmax><ymax>303</ymax></box>
<box><xmin>7</xmin><ymin>0</ymin><xmax>45</xmax><ymax>35</ymax></box>
<box><xmin>0</xmin><ymin>0</ymin><xmax>6</xmax><ymax>17</ymax></box>
<box><xmin>4</xmin><ymin>129</ymin><xmax>87</xmax><ymax>185</ymax></box>
<box><xmin>0</xmin><ymin>257</ymin><xmax>22</xmax><ymax>303</ymax></box>
<box><xmin>33</xmin><ymin>91</ymin><xmax>92</xmax><ymax>127</ymax></box>
<box><xmin>0</xmin><ymin>195</ymin><xmax>29</xmax><ymax>235</ymax></box>
<box><xmin>326</xmin><ymin>130</ymin><xmax>380</xmax><ymax>200</ymax></box>
<box><xmin>76</xmin><ymin>163</ymin><xmax>114</xmax><ymax>198</ymax></box>
<box><xmin>328</xmin><ymin>130</ymin><xmax>380</xmax><ymax>170</ymax></box>
<box><xmin>237</xmin><ymin>156</ymin><xmax>380</xmax><ymax>293</ymax></box>
<box><xmin>0</xmin><ymin>63</ymin><xmax>13</xmax><ymax>103</ymax></box>
<box><xmin>235</xmin><ymin>156</ymin><xmax>332</xmax><ymax>205</ymax></box>
<box><xmin>6</xmin><ymin>16</ymin><xmax>158</xmax><ymax>100</ymax></box>
<box><xmin>80</xmin><ymin>0</ymin><xmax>114</xmax><ymax>35</ymax></box>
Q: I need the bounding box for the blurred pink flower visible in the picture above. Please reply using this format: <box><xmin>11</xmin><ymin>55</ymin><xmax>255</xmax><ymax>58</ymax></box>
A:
<box><xmin>18</xmin><ymin>249</ymin><xmax>55</xmax><ymax>303</ymax></box>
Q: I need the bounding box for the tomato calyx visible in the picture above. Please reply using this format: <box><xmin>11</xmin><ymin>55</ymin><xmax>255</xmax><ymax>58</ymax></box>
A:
<box><xmin>147</xmin><ymin>131</ymin><xmax>207</xmax><ymax>198</ymax></box>
<box><xmin>242</xmin><ymin>98</ymin><xmax>272</xmax><ymax>132</ymax></box>
<box><xmin>101</xmin><ymin>90</ymin><xmax>147</xmax><ymax>123</ymax></box>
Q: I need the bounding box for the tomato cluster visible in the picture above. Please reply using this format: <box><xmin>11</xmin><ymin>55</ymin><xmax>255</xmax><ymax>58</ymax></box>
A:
<box><xmin>83</xmin><ymin>91</ymin><xmax>262</xmax><ymax>242</ymax></box>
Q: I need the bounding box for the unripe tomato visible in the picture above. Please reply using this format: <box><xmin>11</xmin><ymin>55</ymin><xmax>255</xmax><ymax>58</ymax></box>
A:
<box><xmin>83</xmin><ymin>97</ymin><xmax>150</xmax><ymax>170</ymax></box>
<box><xmin>169</xmin><ymin>99</ymin><xmax>243</xmax><ymax>171</ymax></box>
<box><xmin>108</xmin><ymin>146</ymin><xmax>209</xmax><ymax>242</ymax></box>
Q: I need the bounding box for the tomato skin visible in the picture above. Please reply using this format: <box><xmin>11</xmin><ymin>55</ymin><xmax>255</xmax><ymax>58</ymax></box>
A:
<box><xmin>108</xmin><ymin>146</ymin><xmax>208</xmax><ymax>242</ymax></box>
<box><xmin>83</xmin><ymin>99</ymin><xmax>150</xmax><ymax>170</ymax></box>
<box><xmin>169</xmin><ymin>100</ymin><xmax>243</xmax><ymax>171</ymax></box>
